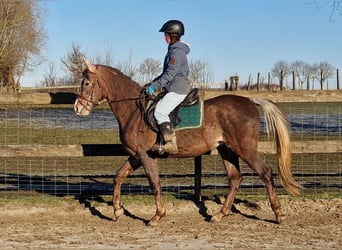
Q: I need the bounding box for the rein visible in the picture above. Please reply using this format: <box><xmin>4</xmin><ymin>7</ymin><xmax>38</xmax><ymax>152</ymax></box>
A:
<box><xmin>76</xmin><ymin>68</ymin><xmax>154</xmax><ymax>119</ymax></box>
<box><xmin>107</xmin><ymin>96</ymin><xmax>144</xmax><ymax>103</ymax></box>
<box><xmin>77</xmin><ymin>85</ymin><xmax>153</xmax><ymax>112</ymax></box>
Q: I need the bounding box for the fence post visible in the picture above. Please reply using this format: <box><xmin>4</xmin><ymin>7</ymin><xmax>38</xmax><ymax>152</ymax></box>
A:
<box><xmin>320</xmin><ymin>69</ymin><xmax>324</xmax><ymax>90</ymax></box>
<box><xmin>292</xmin><ymin>71</ymin><xmax>296</xmax><ymax>90</ymax></box>
<box><xmin>280</xmin><ymin>70</ymin><xmax>284</xmax><ymax>90</ymax></box>
<box><xmin>194</xmin><ymin>156</ymin><xmax>202</xmax><ymax>202</ymax></box>
<box><xmin>337</xmin><ymin>69</ymin><xmax>340</xmax><ymax>90</ymax></box>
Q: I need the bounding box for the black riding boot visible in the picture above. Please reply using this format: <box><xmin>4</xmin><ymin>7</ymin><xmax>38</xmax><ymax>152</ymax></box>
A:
<box><xmin>152</xmin><ymin>122</ymin><xmax>178</xmax><ymax>154</ymax></box>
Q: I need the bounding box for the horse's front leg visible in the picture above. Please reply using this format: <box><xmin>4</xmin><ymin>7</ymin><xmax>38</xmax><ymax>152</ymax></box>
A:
<box><xmin>113</xmin><ymin>156</ymin><xmax>142</xmax><ymax>221</ymax></box>
<box><xmin>141</xmin><ymin>155</ymin><xmax>166</xmax><ymax>226</ymax></box>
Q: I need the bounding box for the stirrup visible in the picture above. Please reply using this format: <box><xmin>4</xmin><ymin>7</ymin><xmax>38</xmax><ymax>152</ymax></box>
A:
<box><xmin>151</xmin><ymin>142</ymin><xmax>166</xmax><ymax>155</ymax></box>
<box><xmin>151</xmin><ymin>142</ymin><xmax>178</xmax><ymax>155</ymax></box>
<box><xmin>162</xmin><ymin>142</ymin><xmax>178</xmax><ymax>154</ymax></box>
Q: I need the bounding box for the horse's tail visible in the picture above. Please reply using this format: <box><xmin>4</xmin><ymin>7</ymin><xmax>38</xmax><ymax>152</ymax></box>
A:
<box><xmin>253</xmin><ymin>98</ymin><xmax>302</xmax><ymax>195</ymax></box>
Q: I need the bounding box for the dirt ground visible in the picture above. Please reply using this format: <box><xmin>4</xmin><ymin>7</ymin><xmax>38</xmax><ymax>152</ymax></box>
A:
<box><xmin>0</xmin><ymin>197</ymin><xmax>341</xmax><ymax>249</ymax></box>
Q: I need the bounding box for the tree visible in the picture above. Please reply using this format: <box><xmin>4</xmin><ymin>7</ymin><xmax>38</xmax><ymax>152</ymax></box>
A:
<box><xmin>311</xmin><ymin>62</ymin><xmax>335</xmax><ymax>89</ymax></box>
<box><xmin>91</xmin><ymin>42</ymin><xmax>116</xmax><ymax>66</ymax></box>
<box><xmin>308</xmin><ymin>0</ymin><xmax>342</xmax><ymax>22</ymax></box>
<box><xmin>58</xmin><ymin>42</ymin><xmax>118</xmax><ymax>87</ymax></box>
<box><xmin>61</xmin><ymin>43</ymin><xmax>85</xmax><ymax>85</ymax></box>
<box><xmin>306</xmin><ymin>64</ymin><xmax>317</xmax><ymax>90</ymax></box>
<box><xmin>116</xmin><ymin>51</ymin><xmax>138</xmax><ymax>80</ymax></box>
<box><xmin>271</xmin><ymin>60</ymin><xmax>291</xmax><ymax>90</ymax></box>
<box><xmin>138</xmin><ymin>58</ymin><xmax>161</xmax><ymax>84</ymax></box>
<box><xmin>42</xmin><ymin>60</ymin><xmax>57</xmax><ymax>87</ymax></box>
<box><xmin>0</xmin><ymin>0</ymin><xmax>46</xmax><ymax>91</ymax></box>
<box><xmin>189</xmin><ymin>59</ymin><xmax>214</xmax><ymax>87</ymax></box>
<box><xmin>291</xmin><ymin>60</ymin><xmax>311</xmax><ymax>90</ymax></box>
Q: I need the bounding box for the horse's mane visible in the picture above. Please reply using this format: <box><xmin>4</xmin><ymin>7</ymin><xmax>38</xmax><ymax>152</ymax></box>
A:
<box><xmin>97</xmin><ymin>64</ymin><xmax>142</xmax><ymax>89</ymax></box>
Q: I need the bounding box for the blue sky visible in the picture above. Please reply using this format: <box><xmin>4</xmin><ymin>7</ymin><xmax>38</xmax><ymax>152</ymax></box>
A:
<box><xmin>22</xmin><ymin>0</ymin><xmax>342</xmax><ymax>87</ymax></box>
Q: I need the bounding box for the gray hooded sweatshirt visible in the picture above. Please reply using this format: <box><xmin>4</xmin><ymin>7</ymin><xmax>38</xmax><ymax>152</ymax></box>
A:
<box><xmin>151</xmin><ymin>41</ymin><xmax>191</xmax><ymax>95</ymax></box>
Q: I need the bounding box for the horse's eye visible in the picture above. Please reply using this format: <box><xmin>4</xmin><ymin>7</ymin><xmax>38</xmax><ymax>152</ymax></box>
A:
<box><xmin>84</xmin><ymin>81</ymin><xmax>90</xmax><ymax>86</ymax></box>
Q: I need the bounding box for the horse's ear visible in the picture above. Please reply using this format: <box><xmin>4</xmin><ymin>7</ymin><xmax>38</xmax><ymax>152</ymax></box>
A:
<box><xmin>84</xmin><ymin>57</ymin><xmax>96</xmax><ymax>73</ymax></box>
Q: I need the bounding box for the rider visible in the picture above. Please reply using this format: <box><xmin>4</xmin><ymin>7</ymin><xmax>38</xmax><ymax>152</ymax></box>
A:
<box><xmin>144</xmin><ymin>19</ymin><xmax>191</xmax><ymax>154</ymax></box>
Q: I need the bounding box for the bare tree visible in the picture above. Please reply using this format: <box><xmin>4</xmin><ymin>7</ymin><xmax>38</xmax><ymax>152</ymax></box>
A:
<box><xmin>189</xmin><ymin>59</ymin><xmax>214</xmax><ymax>87</ymax></box>
<box><xmin>0</xmin><ymin>0</ymin><xmax>46</xmax><ymax>91</ymax></box>
<box><xmin>291</xmin><ymin>60</ymin><xmax>311</xmax><ymax>90</ymax></box>
<box><xmin>91</xmin><ymin>42</ymin><xmax>116</xmax><ymax>66</ymax></box>
<box><xmin>305</xmin><ymin>64</ymin><xmax>317</xmax><ymax>90</ymax></box>
<box><xmin>308</xmin><ymin>0</ymin><xmax>342</xmax><ymax>21</ymax></box>
<box><xmin>61</xmin><ymin>43</ymin><xmax>85</xmax><ymax>85</ymax></box>
<box><xmin>312</xmin><ymin>62</ymin><xmax>335</xmax><ymax>89</ymax></box>
<box><xmin>138</xmin><ymin>58</ymin><xmax>161</xmax><ymax>84</ymax></box>
<box><xmin>116</xmin><ymin>51</ymin><xmax>138</xmax><ymax>80</ymax></box>
<box><xmin>271</xmin><ymin>60</ymin><xmax>291</xmax><ymax>90</ymax></box>
<box><xmin>42</xmin><ymin>60</ymin><xmax>57</xmax><ymax>87</ymax></box>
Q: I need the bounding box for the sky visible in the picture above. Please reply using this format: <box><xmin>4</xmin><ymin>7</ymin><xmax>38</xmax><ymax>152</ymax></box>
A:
<box><xmin>21</xmin><ymin>0</ymin><xmax>342</xmax><ymax>88</ymax></box>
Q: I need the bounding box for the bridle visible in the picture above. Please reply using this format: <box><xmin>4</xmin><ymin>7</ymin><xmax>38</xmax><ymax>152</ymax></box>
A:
<box><xmin>76</xmin><ymin>69</ymin><xmax>156</xmax><ymax>134</ymax></box>
<box><xmin>76</xmin><ymin>76</ymin><xmax>106</xmax><ymax>112</ymax></box>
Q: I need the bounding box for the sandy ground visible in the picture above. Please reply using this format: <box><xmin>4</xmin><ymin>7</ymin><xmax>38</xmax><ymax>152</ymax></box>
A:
<box><xmin>0</xmin><ymin>197</ymin><xmax>341</xmax><ymax>249</ymax></box>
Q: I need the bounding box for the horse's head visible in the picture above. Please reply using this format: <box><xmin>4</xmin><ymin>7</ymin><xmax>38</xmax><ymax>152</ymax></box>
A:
<box><xmin>74</xmin><ymin>58</ymin><xmax>108</xmax><ymax>117</ymax></box>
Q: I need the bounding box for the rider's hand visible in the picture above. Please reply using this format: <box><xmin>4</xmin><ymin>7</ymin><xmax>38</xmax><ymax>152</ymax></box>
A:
<box><xmin>143</xmin><ymin>84</ymin><xmax>155</xmax><ymax>96</ymax></box>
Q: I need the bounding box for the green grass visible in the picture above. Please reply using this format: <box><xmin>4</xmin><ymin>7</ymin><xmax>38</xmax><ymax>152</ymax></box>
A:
<box><xmin>278</xmin><ymin>102</ymin><xmax>342</xmax><ymax>115</ymax></box>
<box><xmin>0</xmin><ymin>193</ymin><xmax>71</xmax><ymax>206</ymax></box>
<box><xmin>0</xmin><ymin>126</ymin><xmax>119</xmax><ymax>144</ymax></box>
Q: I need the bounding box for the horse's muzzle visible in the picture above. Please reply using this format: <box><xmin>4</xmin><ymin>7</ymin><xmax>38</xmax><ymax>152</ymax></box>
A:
<box><xmin>74</xmin><ymin>99</ymin><xmax>92</xmax><ymax>117</ymax></box>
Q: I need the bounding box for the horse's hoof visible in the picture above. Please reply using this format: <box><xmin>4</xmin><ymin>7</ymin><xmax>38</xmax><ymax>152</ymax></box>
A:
<box><xmin>210</xmin><ymin>214</ymin><xmax>222</xmax><ymax>223</ymax></box>
<box><xmin>147</xmin><ymin>212</ymin><xmax>165</xmax><ymax>226</ymax></box>
<box><xmin>147</xmin><ymin>220</ymin><xmax>159</xmax><ymax>227</ymax></box>
<box><xmin>114</xmin><ymin>208</ymin><xmax>124</xmax><ymax>221</ymax></box>
<box><xmin>276</xmin><ymin>213</ymin><xmax>286</xmax><ymax>224</ymax></box>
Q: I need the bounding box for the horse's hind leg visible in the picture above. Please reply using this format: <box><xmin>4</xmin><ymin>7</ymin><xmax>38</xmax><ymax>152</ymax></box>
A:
<box><xmin>244</xmin><ymin>153</ymin><xmax>285</xmax><ymax>224</ymax></box>
<box><xmin>112</xmin><ymin>156</ymin><xmax>142</xmax><ymax>221</ymax></box>
<box><xmin>211</xmin><ymin>145</ymin><xmax>242</xmax><ymax>223</ymax></box>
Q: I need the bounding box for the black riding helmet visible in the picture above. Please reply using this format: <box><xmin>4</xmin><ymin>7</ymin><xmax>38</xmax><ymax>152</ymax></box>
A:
<box><xmin>159</xmin><ymin>20</ymin><xmax>185</xmax><ymax>36</ymax></box>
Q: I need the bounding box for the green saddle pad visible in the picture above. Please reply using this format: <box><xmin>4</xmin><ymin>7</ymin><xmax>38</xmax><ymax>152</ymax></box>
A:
<box><xmin>175</xmin><ymin>101</ymin><xmax>203</xmax><ymax>130</ymax></box>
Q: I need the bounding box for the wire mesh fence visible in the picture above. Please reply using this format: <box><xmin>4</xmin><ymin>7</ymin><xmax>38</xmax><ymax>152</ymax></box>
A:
<box><xmin>0</xmin><ymin>100</ymin><xmax>341</xmax><ymax>200</ymax></box>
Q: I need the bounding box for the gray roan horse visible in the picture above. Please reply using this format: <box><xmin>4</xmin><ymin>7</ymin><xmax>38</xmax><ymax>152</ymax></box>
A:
<box><xmin>74</xmin><ymin>59</ymin><xmax>302</xmax><ymax>226</ymax></box>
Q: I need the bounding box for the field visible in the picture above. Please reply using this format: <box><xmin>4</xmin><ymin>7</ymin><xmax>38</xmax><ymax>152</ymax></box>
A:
<box><xmin>0</xmin><ymin>90</ymin><xmax>341</xmax><ymax>249</ymax></box>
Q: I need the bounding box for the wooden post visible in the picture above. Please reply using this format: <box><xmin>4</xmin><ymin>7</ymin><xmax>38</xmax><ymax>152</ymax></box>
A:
<box><xmin>194</xmin><ymin>156</ymin><xmax>202</xmax><ymax>202</ymax></box>
<box><xmin>257</xmin><ymin>72</ymin><xmax>260</xmax><ymax>91</ymax></box>
<box><xmin>320</xmin><ymin>69</ymin><xmax>324</xmax><ymax>90</ymax></box>
<box><xmin>247</xmin><ymin>74</ymin><xmax>252</xmax><ymax>90</ymax></box>
<box><xmin>280</xmin><ymin>70</ymin><xmax>284</xmax><ymax>90</ymax></box>
<box><xmin>292</xmin><ymin>71</ymin><xmax>296</xmax><ymax>90</ymax></box>
<box><xmin>337</xmin><ymin>69</ymin><xmax>340</xmax><ymax>90</ymax></box>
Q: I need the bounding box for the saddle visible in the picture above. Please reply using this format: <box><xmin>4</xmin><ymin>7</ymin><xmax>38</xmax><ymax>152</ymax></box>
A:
<box><xmin>144</xmin><ymin>88</ymin><xmax>199</xmax><ymax>132</ymax></box>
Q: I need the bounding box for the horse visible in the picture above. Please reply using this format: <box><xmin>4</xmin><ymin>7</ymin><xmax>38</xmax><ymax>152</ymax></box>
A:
<box><xmin>74</xmin><ymin>59</ymin><xmax>302</xmax><ymax>226</ymax></box>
